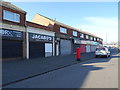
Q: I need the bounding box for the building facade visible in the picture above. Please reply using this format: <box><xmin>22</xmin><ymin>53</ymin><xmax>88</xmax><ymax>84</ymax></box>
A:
<box><xmin>1</xmin><ymin>1</ymin><xmax>103</xmax><ymax>61</ymax></box>
<box><xmin>1</xmin><ymin>1</ymin><xmax>27</xmax><ymax>60</ymax></box>
<box><xmin>32</xmin><ymin>14</ymin><xmax>103</xmax><ymax>56</ymax></box>
<box><xmin>26</xmin><ymin>21</ymin><xmax>55</xmax><ymax>59</ymax></box>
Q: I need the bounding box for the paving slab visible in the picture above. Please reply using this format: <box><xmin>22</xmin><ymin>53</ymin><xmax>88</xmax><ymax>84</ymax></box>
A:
<box><xmin>2</xmin><ymin>52</ymin><xmax>96</xmax><ymax>85</ymax></box>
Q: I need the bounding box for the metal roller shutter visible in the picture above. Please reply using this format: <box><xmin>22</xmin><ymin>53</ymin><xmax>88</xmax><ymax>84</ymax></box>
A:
<box><xmin>2</xmin><ymin>40</ymin><xmax>23</xmax><ymax>58</ymax></box>
<box><xmin>90</xmin><ymin>45</ymin><xmax>97</xmax><ymax>52</ymax></box>
<box><xmin>60</xmin><ymin>39</ymin><xmax>72</xmax><ymax>55</ymax></box>
<box><xmin>29</xmin><ymin>42</ymin><xmax>45</xmax><ymax>58</ymax></box>
<box><xmin>86</xmin><ymin>45</ymin><xmax>91</xmax><ymax>52</ymax></box>
<box><xmin>80</xmin><ymin>44</ymin><xmax>86</xmax><ymax>53</ymax></box>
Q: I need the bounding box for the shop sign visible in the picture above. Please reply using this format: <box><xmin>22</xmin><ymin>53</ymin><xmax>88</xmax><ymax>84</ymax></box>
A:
<box><xmin>29</xmin><ymin>33</ymin><xmax>53</xmax><ymax>42</ymax></box>
<box><xmin>81</xmin><ymin>40</ymin><xmax>100</xmax><ymax>45</ymax></box>
<box><xmin>56</xmin><ymin>38</ymin><xmax>60</xmax><ymax>41</ymax></box>
<box><xmin>55</xmin><ymin>33</ymin><xmax>71</xmax><ymax>39</ymax></box>
<box><xmin>74</xmin><ymin>39</ymin><xmax>81</xmax><ymax>44</ymax></box>
<box><xmin>81</xmin><ymin>40</ymin><xmax>91</xmax><ymax>44</ymax></box>
<box><xmin>0</xmin><ymin>29</ymin><xmax>23</xmax><ymax>40</ymax></box>
<box><xmin>91</xmin><ymin>41</ymin><xmax>99</xmax><ymax>45</ymax></box>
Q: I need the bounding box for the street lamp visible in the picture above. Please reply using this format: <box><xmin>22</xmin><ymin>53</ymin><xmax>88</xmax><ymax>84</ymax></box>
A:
<box><xmin>106</xmin><ymin>33</ymin><xmax>109</xmax><ymax>45</ymax></box>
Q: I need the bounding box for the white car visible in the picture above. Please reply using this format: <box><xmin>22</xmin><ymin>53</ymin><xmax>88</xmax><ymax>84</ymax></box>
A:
<box><xmin>95</xmin><ymin>47</ymin><xmax>111</xmax><ymax>58</ymax></box>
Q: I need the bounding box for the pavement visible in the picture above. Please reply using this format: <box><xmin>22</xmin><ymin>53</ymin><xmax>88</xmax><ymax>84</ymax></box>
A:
<box><xmin>2</xmin><ymin>49</ymin><xmax>119</xmax><ymax>87</ymax></box>
<box><xmin>3</xmin><ymin>52</ymin><xmax>119</xmax><ymax>88</ymax></box>
<box><xmin>2</xmin><ymin>52</ymin><xmax>95</xmax><ymax>86</ymax></box>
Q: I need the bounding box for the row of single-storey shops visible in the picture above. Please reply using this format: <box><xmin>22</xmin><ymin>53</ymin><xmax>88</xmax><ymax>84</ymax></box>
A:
<box><xmin>1</xmin><ymin>23</ymin><xmax>100</xmax><ymax>60</ymax></box>
<box><xmin>1</xmin><ymin>1</ymin><xmax>103</xmax><ymax>61</ymax></box>
<box><xmin>1</xmin><ymin>22</ymin><xmax>55</xmax><ymax>60</ymax></box>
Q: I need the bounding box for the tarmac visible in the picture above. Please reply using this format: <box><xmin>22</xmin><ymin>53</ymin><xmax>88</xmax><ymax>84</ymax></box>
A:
<box><xmin>2</xmin><ymin>52</ymin><xmax>96</xmax><ymax>86</ymax></box>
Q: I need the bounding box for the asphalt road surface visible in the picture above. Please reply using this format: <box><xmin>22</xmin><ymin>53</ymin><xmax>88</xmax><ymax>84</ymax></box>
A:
<box><xmin>4</xmin><ymin>53</ymin><xmax>119</xmax><ymax>88</ymax></box>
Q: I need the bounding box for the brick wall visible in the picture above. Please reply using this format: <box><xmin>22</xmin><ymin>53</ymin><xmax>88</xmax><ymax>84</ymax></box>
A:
<box><xmin>2</xmin><ymin>6</ymin><xmax>26</xmax><ymax>26</ymax></box>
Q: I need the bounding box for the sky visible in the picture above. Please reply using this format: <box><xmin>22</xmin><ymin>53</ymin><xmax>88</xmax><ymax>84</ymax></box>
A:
<box><xmin>10</xmin><ymin>2</ymin><xmax>118</xmax><ymax>43</ymax></box>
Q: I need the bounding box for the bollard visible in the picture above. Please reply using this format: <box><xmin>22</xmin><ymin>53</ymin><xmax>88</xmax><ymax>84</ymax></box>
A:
<box><xmin>76</xmin><ymin>48</ymin><xmax>81</xmax><ymax>61</ymax></box>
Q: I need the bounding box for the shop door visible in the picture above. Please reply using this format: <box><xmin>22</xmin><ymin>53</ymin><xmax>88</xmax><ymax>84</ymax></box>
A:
<box><xmin>2</xmin><ymin>40</ymin><xmax>23</xmax><ymax>58</ymax></box>
<box><xmin>60</xmin><ymin>39</ymin><xmax>72</xmax><ymax>55</ymax></box>
<box><xmin>29</xmin><ymin>42</ymin><xmax>45</xmax><ymax>58</ymax></box>
<box><xmin>73</xmin><ymin>44</ymin><xmax>80</xmax><ymax>54</ymax></box>
<box><xmin>45</xmin><ymin>43</ymin><xmax>52</xmax><ymax>57</ymax></box>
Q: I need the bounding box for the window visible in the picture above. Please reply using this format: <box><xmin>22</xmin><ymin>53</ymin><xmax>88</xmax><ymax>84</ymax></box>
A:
<box><xmin>3</xmin><ymin>10</ymin><xmax>20</xmax><ymax>23</ymax></box>
<box><xmin>60</xmin><ymin>27</ymin><xmax>67</xmax><ymax>34</ymax></box>
<box><xmin>97</xmin><ymin>38</ymin><xmax>99</xmax><ymax>41</ymax></box>
<box><xmin>80</xmin><ymin>33</ymin><xmax>84</xmax><ymax>38</ymax></box>
<box><xmin>90</xmin><ymin>36</ymin><xmax>93</xmax><ymax>40</ymax></box>
<box><xmin>100</xmin><ymin>39</ymin><xmax>103</xmax><ymax>42</ymax></box>
<box><xmin>73</xmin><ymin>31</ymin><xmax>77</xmax><ymax>36</ymax></box>
<box><xmin>94</xmin><ymin>37</ymin><xmax>96</xmax><ymax>41</ymax></box>
<box><xmin>86</xmin><ymin>35</ymin><xmax>89</xmax><ymax>39</ymax></box>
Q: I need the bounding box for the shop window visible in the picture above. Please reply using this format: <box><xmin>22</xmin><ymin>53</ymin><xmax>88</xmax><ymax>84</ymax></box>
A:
<box><xmin>73</xmin><ymin>31</ymin><xmax>77</xmax><ymax>36</ymax></box>
<box><xmin>80</xmin><ymin>33</ymin><xmax>84</xmax><ymax>38</ymax></box>
<box><xmin>3</xmin><ymin>10</ymin><xmax>20</xmax><ymax>23</ymax></box>
<box><xmin>60</xmin><ymin>27</ymin><xmax>67</xmax><ymax>34</ymax></box>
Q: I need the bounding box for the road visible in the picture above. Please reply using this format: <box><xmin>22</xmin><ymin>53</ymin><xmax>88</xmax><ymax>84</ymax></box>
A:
<box><xmin>4</xmin><ymin>53</ymin><xmax>119</xmax><ymax>88</ymax></box>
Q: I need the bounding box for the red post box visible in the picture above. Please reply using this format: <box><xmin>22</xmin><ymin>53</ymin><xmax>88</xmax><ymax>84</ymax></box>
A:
<box><xmin>76</xmin><ymin>48</ymin><xmax>81</xmax><ymax>61</ymax></box>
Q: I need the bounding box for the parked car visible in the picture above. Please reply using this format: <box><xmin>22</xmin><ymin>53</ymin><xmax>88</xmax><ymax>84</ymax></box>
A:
<box><xmin>95</xmin><ymin>47</ymin><xmax>111</xmax><ymax>58</ymax></box>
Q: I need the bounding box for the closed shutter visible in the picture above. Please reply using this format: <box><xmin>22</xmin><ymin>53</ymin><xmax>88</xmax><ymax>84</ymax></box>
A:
<box><xmin>90</xmin><ymin>45</ymin><xmax>97</xmax><ymax>52</ymax></box>
<box><xmin>86</xmin><ymin>45</ymin><xmax>91</xmax><ymax>52</ymax></box>
<box><xmin>2</xmin><ymin>40</ymin><xmax>22</xmax><ymax>58</ymax></box>
<box><xmin>80</xmin><ymin>44</ymin><xmax>86</xmax><ymax>53</ymax></box>
<box><xmin>60</xmin><ymin>39</ymin><xmax>72</xmax><ymax>55</ymax></box>
<box><xmin>29</xmin><ymin>42</ymin><xmax>45</xmax><ymax>58</ymax></box>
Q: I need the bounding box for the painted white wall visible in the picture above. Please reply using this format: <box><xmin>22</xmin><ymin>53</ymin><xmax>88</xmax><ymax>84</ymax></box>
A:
<box><xmin>56</xmin><ymin>42</ymin><xmax>59</xmax><ymax>56</ymax></box>
<box><xmin>26</xmin><ymin>31</ymin><xmax>29</xmax><ymax>59</ymax></box>
<box><xmin>1</xmin><ymin>22</ymin><xmax>25</xmax><ymax>32</ymax></box>
<box><xmin>27</xmin><ymin>26</ymin><xmax>55</xmax><ymax>36</ymax></box>
<box><xmin>52</xmin><ymin>36</ymin><xmax>55</xmax><ymax>56</ymax></box>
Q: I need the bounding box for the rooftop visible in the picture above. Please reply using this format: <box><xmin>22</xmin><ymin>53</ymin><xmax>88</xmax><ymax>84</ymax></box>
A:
<box><xmin>0</xmin><ymin>1</ymin><xmax>26</xmax><ymax>14</ymax></box>
<box><xmin>36</xmin><ymin>13</ymin><xmax>100</xmax><ymax>38</ymax></box>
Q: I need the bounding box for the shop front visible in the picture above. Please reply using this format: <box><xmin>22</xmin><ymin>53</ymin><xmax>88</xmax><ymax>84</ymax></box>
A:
<box><xmin>90</xmin><ymin>41</ymin><xmax>99</xmax><ymax>52</ymax></box>
<box><xmin>80</xmin><ymin>40</ymin><xmax>100</xmax><ymax>53</ymax></box>
<box><xmin>73</xmin><ymin>38</ymin><xmax>81</xmax><ymax>54</ymax></box>
<box><xmin>1</xmin><ymin>29</ymin><xmax>23</xmax><ymax>60</ymax></box>
<box><xmin>60</xmin><ymin>39</ymin><xmax>72</xmax><ymax>55</ymax></box>
<box><xmin>29</xmin><ymin>33</ymin><xmax>53</xmax><ymax>58</ymax></box>
<box><xmin>55</xmin><ymin>33</ymin><xmax>72</xmax><ymax>56</ymax></box>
